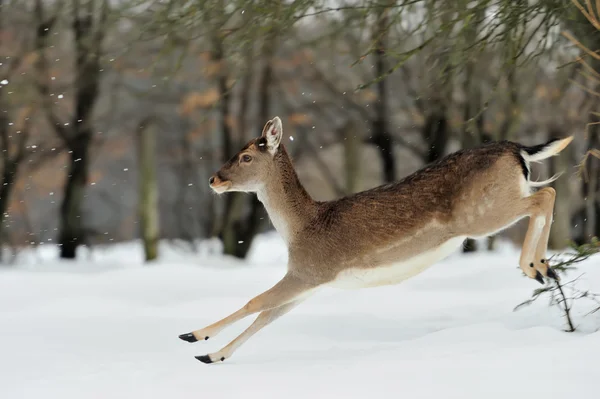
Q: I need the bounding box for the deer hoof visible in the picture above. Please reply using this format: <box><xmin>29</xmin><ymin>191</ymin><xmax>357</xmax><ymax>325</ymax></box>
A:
<box><xmin>534</xmin><ymin>270</ymin><xmax>545</xmax><ymax>285</ymax></box>
<box><xmin>178</xmin><ymin>333</ymin><xmax>198</xmax><ymax>343</ymax></box>
<box><xmin>195</xmin><ymin>354</ymin><xmax>214</xmax><ymax>364</ymax></box>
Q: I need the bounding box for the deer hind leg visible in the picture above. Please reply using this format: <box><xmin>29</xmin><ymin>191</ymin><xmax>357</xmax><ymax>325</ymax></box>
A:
<box><xmin>195</xmin><ymin>299</ymin><xmax>304</xmax><ymax>364</ymax></box>
<box><xmin>178</xmin><ymin>272</ymin><xmax>316</xmax><ymax>343</ymax></box>
<box><xmin>530</xmin><ymin>187</ymin><xmax>558</xmax><ymax>279</ymax></box>
<box><xmin>465</xmin><ymin>187</ymin><xmax>555</xmax><ymax>283</ymax></box>
<box><xmin>518</xmin><ymin>187</ymin><xmax>557</xmax><ymax>283</ymax></box>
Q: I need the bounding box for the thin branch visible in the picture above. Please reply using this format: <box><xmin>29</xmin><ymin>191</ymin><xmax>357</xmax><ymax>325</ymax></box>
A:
<box><xmin>308</xmin><ymin>65</ymin><xmax>373</xmax><ymax>121</ymax></box>
<box><xmin>555</xmin><ymin>279</ymin><xmax>576</xmax><ymax>332</ymax></box>
<box><xmin>562</xmin><ymin>30</ymin><xmax>600</xmax><ymax>61</ymax></box>
<box><xmin>293</xmin><ymin>1</ymin><xmax>422</xmax><ymax>21</ymax></box>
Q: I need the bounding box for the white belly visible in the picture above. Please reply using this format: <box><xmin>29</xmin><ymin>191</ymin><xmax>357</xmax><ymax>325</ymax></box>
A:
<box><xmin>329</xmin><ymin>236</ymin><xmax>466</xmax><ymax>289</ymax></box>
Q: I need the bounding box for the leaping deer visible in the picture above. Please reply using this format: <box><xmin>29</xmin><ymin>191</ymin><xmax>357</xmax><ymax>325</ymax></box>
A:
<box><xmin>179</xmin><ymin>116</ymin><xmax>573</xmax><ymax>364</ymax></box>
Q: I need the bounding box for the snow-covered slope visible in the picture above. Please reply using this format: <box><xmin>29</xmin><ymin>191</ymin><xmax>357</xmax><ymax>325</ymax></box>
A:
<box><xmin>1</xmin><ymin>234</ymin><xmax>599</xmax><ymax>399</ymax></box>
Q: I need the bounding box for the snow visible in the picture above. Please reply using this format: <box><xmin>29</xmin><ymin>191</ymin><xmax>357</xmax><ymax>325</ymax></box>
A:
<box><xmin>1</xmin><ymin>233</ymin><xmax>599</xmax><ymax>399</ymax></box>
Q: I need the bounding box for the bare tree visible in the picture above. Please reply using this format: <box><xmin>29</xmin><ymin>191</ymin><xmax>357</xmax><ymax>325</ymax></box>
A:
<box><xmin>368</xmin><ymin>6</ymin><xmax>395</xmax><ymax>183</ymax></box>
<box><xmin>34</xmin><ymin>0</ymin><xmax>109</xmax><ymax>258</ymax></box>
<box><xmin>136</xmin><ymin>117</ymin><xmax>159</xmax><ymax>261</ymax></box>
<box><xmin>0</xmin><ymin>0</ymin><xmax>56</xmax><ymax>255</ymax></box>
<box><xmin>222</xmin><ymin>3</ymin><xmax>280</xmax><ymax>258</ymax></box>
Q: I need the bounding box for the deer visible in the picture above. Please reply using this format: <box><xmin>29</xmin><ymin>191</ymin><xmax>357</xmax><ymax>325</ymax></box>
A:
<box><xmin>179</xmin><ymin>116</ymin><xmax>573</xmax><ymax>364</ymax></box>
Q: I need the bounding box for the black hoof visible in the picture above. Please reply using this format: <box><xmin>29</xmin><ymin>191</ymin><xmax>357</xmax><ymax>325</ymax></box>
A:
<box><xmin>179</xmin><ymin>333</ymin><xmax>198</xmax><ymax>343</ymax></box>
<box><xmin>534</xmin><ymin>270</ymin><xmax>545</xmax><ymax>285</ymax></box>
<box><xmin>195</xmin><ymin>355</ymin><xmax>213</xmax><ymax>364</ymax></box>
<box><xmin>546</xmin><ymin>267</ymin><xmax>559</xmax><ymax>281</ymax></box>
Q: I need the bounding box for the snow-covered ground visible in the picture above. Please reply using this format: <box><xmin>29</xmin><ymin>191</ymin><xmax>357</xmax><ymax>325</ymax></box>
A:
<box><xmin>1</xmin><ymin>233</ymin><xmax>599</xmax><ymax>399</ymax></box>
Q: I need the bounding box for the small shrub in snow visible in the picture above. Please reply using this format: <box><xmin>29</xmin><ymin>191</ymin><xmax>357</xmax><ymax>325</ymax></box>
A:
<box><xmin>514</xmin><ymin>237</ymin><xmax>600</xmax><ymax>332</ymax></box>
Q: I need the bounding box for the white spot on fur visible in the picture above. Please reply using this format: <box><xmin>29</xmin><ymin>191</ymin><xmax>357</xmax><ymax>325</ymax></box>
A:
<box><xmin>330</xmin><ymin>236</ymin><xmax>466</xmax><ymax>289</ymax></box>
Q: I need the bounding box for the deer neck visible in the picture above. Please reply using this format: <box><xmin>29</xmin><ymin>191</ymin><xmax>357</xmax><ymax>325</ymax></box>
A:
<box><xmin>256</xmin><ymin>146</ymin><xmax>316</xmax><ymax>244</ymax></box>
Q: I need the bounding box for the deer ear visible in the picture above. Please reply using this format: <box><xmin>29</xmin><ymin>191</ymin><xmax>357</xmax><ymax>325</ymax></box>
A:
<box><xmin>261</xmin><ymin>116</ymin><xmax>283</xmax><ymax>154</ymax></box>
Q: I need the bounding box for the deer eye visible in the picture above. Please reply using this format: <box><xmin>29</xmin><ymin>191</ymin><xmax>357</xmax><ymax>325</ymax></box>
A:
<box><xmin>241</xmin><ymin>154</ymin><xmax>252</xmax><ymax>163</ymax></box>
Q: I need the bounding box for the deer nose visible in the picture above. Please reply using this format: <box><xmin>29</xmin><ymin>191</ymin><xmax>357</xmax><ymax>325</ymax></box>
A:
<box><xmin>209</xmin><ymin>176</ymin><xmax>215</xmax><ymax>185</ymax></box>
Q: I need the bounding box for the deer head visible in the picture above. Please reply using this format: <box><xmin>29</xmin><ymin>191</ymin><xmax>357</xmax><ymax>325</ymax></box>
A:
<box><xmin>209</xmin><ymin>117</ymin><xmax>283</xmax><ymax>194</ymax></box>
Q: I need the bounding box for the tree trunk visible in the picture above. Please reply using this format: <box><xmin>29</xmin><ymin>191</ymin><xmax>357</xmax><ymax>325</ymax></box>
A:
<box><xmin>370</xmin><ymin>123</ymin><xmax>395</xmax><ymax>183</ymax></box>
<box><xmin>59</xmin><ymin>135</ymin><xmax>90</xmax><ymax>259</ymax></box>
<box><xmin>221</xmin><ymin>191</ymin><xmax>246</xmax><ymax>257</ymax></box>
<box><xmin>137</xmin><ymin>121</ymin><xmax>159</xmax><ymax>261</ymax></box>
<box><xmin>343</xmin><ymin>121</ymin><xmax>360</xmax><ymax>193</ymax></box>
<box><xmin>583</xmin><ymin>131</ymin><xmax>599</xmax><ymax>240</ymax></box>
<box><xmin>422</xmin><ymin>4</ymin><xmax>452</xmax><ymax>166</ymax></box>
<box><xmin>422</xmin><ymin>107</ymin><xmax>449</xmax><ymax>164</ymax></box>
<box><xmin>486</xmin><ymin>236</ymin><xmax>496</xmax><ymax>251</ymax></box>
<box><xmin>54</xmin><ymin>0</ymin><xmax>107</xmax><ymax>259</ymax></box>
<box><xmin>221</xmin><ymin>7</ymin><xmax>278</xmax><ymax>259</ymax></box>
<box><xmin>0</xmin><ymin>0</ymin><xmax>28</xmax><ymax>259</ymax></box>
<box><xmin>371</xmin><ymin>7</ymin><xmax>395</xmax><ymax>183</ymax></box>
<box><xmin>548</xmin><ymin>128</ymin><xmax>571</xmax><ymax>249</ymax></box>
<box><xmin>0</xmin><ymin>101</ymin><xmax>15</xmax><ymax>252</ymax></box>
<box><xmin>0</xmin><ymin>162</ymin><xmax>18</xmax><ymax>224</ymax></box>
<box><xmin>221</xmin><ymin>197</ymin><xmax>262</xmax><ymax>258</ymax></box>
<box><xmin>0</xmin><ymin>159</ymin><xmax>18</xmax><ymax>260</ymax></box>
<box><xmin>565</xmin><ymin>8</ymin><xmax>600</xmax><ymax>242</ymax></box>
<box><xmin>227</xmin><ymin>28</ymin><xmax>277</xmax><ymax>258</ymax></box>
<box><xmin>211</xmin><ymin>28</ymin><xmax>240</xmax><ymax>253</ymax></box>
<box><xmin>582</xmin><ymin>104</ymin><xmax>599</xmax><ymax>242</ymax></box>
<box><xmin>460</xmin><ymin>10</ymin><xmax>486</xmax><ymax>252</ymax></box>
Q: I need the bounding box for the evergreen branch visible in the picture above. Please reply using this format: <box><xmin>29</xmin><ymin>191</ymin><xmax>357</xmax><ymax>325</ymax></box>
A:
<box><xmin>514</xmin><ymin>239</ymin><xmax>600</xmax><ymax>332</ymax></box>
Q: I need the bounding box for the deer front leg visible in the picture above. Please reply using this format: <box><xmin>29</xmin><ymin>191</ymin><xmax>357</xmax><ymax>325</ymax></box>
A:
<box><xmin>179</xmin><ymin>273</ymin><xmax>316</xmax><ymax>343</ymax></box>
<box><xmin>195</xmin><ymin>299</ymin><xmax>304</xmax><ymax>364</ymax></box>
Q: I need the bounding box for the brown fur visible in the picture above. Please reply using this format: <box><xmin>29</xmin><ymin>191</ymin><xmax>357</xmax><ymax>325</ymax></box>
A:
<box><xmin>182</xmin><ymin>117</ymin><xmax>572</xmax><ymax>364</ymax></box>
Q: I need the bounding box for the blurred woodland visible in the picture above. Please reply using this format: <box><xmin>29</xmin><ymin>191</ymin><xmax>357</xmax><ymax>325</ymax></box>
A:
<box><xmin>0</xmin><ymin>0</ymin><xmax>599</xmax><ymax>262</ymax></box>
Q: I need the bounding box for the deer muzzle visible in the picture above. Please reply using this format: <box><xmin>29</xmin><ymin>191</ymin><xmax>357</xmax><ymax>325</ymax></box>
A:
<box><xmin>209</xmin><ymin>172</ymin><xmax>232</xmax><ymax>194</ymax></box>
